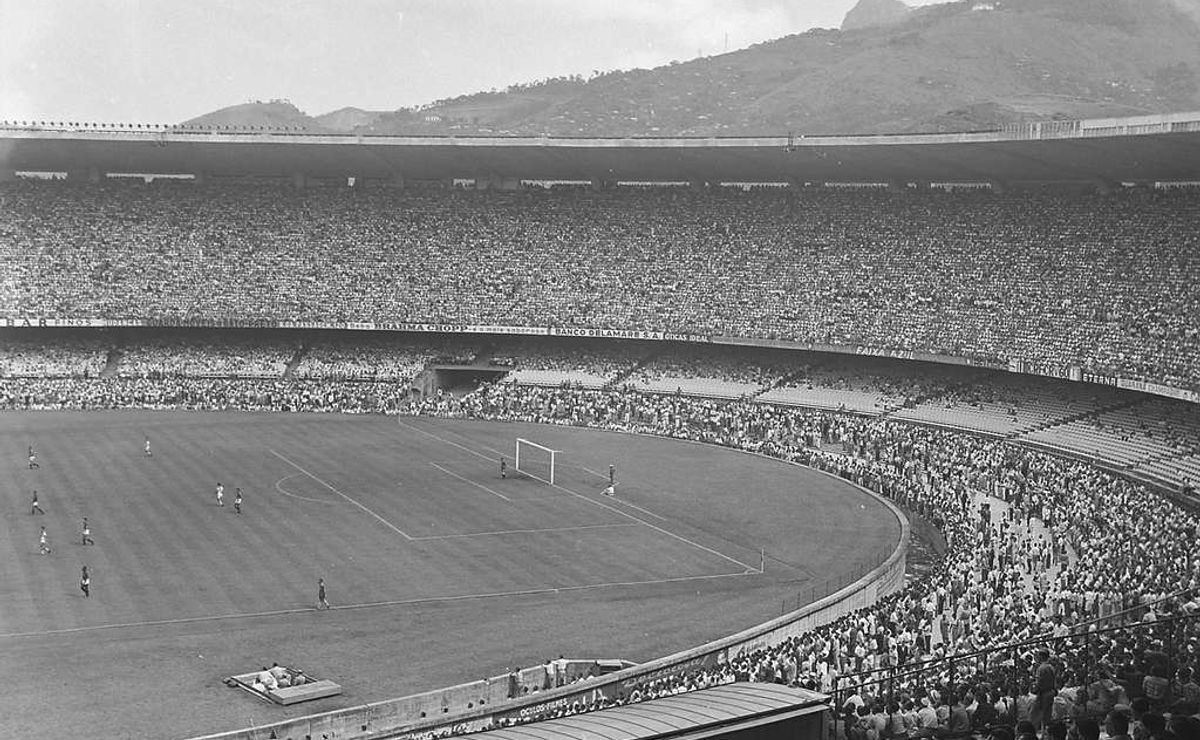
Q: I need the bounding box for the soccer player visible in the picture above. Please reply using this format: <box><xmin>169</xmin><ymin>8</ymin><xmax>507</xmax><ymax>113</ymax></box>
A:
<box><xmin>144</xmin><ymin>437</ymin><xmax>152</xmax><ymax>457</ymax></box>
<box><xmin>39</xmin><ymin>526</ymin><xmax>51</xmax><ymax>555</ymax></box>
<box><xmin>81</xmin><ymin>517</ymin><xmax>94</xmax><ymax>546</ymax></box>
<box><xmin>215</xmin><ymin>482</ymin><xmax>224</xmax><ymax>507</ymax></box>
<box><xmin>500</xmin><ymin>457</ymin><xmax>507</xmax><ymax>479</ymax></box>
<box><xmin>28</xmin><ymin>444</ymin><xmax>39</xmax><ymax>469</ymax></box>
<box><xmin>602</xmin><ymin>483</ymin><xmax>615</xmax><ymax>497</ymax></box>
<box><xmin>234</xmin><ymin>488</ymin><xmax>243</xmax><ymax>514</ymax></box>
<box><xmin>31</xmin><ymin>490</ymin><xmax>45</xmax><ymax>515</ymax></box>
<box><xmin>80</xmin><ymin>566</ymin><xmax>90</xmax><ymax>598</ymax></box>
<box><xmin>609</xmin><ymin>464</ymin><xmax>616</xmax><ymax>486</ymax></box>
<box><xmin>316</xmin><ymin>578</ymin><xmax>330</xmax><ymax>610</ymax></box>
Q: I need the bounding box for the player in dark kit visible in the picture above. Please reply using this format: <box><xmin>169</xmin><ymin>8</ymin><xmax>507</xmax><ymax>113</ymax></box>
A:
<box><xmin>81</xmin><ymin>517</ymin><xmax>94</xmax><ymax>546</ymax></box>
<box><xmin>28</xmin><ymin>444</ymin><xmax>39</xmax><ymax>469</ymax></box>
<box><xmin>80</xmin><ymin>566</ymin><xmax>90</xmax><ymax>597</ymax></box>
<box><xmin>31</xmin><ymin>490</ymin><xmax>45</xmax><ymax>515</ymax></box>
<box><xmin>316</xmin><ymin>578</ymin><xmax>330</xmax><ymax>610</ymax></box>
<box><xmin>500</xmin><ymin>457</ymin><xmax>507</xmax><ymax>479</ymax></box>
<box><xmin>609</xmin><ymin>464</ymin><xmax>615</xmax><ymax>486</ymax></box>
<box><xmin>234</xmin><ymin>488</ymin><xmax>243</xmax><ymax>514</ymax></box>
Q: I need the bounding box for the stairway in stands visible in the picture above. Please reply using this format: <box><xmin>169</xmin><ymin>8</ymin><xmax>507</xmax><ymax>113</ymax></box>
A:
<box><xmin>100</xmin><ymin>347</ymin><xmax>122</xmax><ymax>379</ymax></box>
<box><xmin>605</xmin><ymin>350</ymin><xmax>661</xmax><ymax>389</ymax></box>
<box><xmin>282</xmin><ymin>342</ymin><xmax>309</xmax><ymax>379</ymax></box>
<box><xmin>750</xmin><ymin>369</ymin><xmax>808</xmax><ymax>400</ymax></box>
<box><xmin>1006</xmin><ymin>397</ymin><xmax>1149</xmax><ymax>440</ymax></box>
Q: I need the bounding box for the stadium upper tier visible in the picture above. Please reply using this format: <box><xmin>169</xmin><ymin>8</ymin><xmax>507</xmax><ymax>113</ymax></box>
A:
<box><xmin>2</xmin><ymin>181</ymin><xmax>1199</xmax><ymax>391</ymax></box>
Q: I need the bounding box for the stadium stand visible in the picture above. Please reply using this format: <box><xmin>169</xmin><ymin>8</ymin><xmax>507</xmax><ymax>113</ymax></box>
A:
<box><xmin>3</xmin><ymin>181</ymin><xmax>1200</xmax><ymax>392</ymax></box>
<box><xmin>293</xmin><ymin>333</ymin><xmax>478</xmax><ymax>381</ymax></box>
<box><xmin>0</xmin><ymin>331</ymin><xmax>109</xmax><ymax>378</ymax></box>
<box><xmin>498</xmin><ymin>337</ymin><xmax>651</xmax><ymax>389</ymax></box>
<box><xmin>116</xmin><ymin>331</ymin><xmax>297</xmax><ymax>379</ymax></box>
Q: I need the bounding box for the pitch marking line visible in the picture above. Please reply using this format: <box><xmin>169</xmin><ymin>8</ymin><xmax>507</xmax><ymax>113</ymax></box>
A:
<box><xmin>397</xmin><ymin>419</ymin><xmax>760</xmax><ymax>574</ymax></box>
<box><xmin>411</xmin><ymin>522</ymin><xmax>639</xmax><ymax>541</ymax></box>
<box><xmin>580</xmin><ymin>466</ymin><xmax>668</xmax><ymax>521</ymax></box>
<box><xmin>270</xmin><ymin>449</ymin><xmax>414</xmax><ymax>541</ymax></box>
<box><xmin>430</xmin><ymin>462</ymin><xmax>511</xmax><ymax>502</ymax></box>
<box><xmin>433</xmin><ymin>425</ymin><xmax>509</xmax><ymax>459</ymax></box>
<box><xmin>274</xmin><ymin>474</ymin><xmax>344</xmax><ymax>505</ymax></box>
<box><xmin>0</xmin><ymin>570</ymin><xmax>758</xmax><ymax>641</ymax></box>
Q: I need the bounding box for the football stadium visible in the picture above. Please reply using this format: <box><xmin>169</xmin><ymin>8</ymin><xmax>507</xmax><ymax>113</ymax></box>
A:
<box><xmin>2</xmin><ymin>111</ymin><xmax>1199</xmax><ymax>740</ymax></box>
<box><xmin>4</xmin><ymin>4</ymin><xmax>1200</xmax><ymax>740</ymax></box>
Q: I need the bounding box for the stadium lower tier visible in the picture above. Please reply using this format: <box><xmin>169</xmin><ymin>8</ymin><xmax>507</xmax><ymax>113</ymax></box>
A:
<box><xmin>4</xmin><ymin>328</ymin><xmax>1199</xmax><ymax>492</ymax></box>
<box><xmin>2</xmin><ymin>370</ymin><xmax>1199</xmax><ymax>738</ymax></box>
<box><xmin>3</xmin><ymin>182</ymin><xmax>1199</xmax><ymax>390</ymax></box>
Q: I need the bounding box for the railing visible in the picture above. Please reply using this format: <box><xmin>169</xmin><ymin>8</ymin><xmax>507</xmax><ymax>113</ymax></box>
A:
<box><xmin>777</xmin><ymin>541</ymin><xmax>897</xmax><ymax>617</ymax></box>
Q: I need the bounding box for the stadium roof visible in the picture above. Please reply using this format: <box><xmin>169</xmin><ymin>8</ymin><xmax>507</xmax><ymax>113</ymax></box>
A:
<box><xmin>463</xmin><ymin>684</ymin><xmax>828</xmax><ymax>740</ymax></box>
<box><xmin>2</xmin><ymin>112</ymin><xmax>1200</xmax><ymax>184</ymax></box>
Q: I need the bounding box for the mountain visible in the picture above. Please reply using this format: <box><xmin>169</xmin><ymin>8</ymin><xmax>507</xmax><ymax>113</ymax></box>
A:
<box><xmin>186</xmin><ymin>0</ymin><xmax>1200</xmax><ymax>136</ymax></box>
<box><xmin>182</xmin><ymin>100</ymin><xmax>325</xmax><ymax>131</ymax></box>
<box><xmin>842</xmin><ymin>0</ymin><xmax>911</xmax><ymax>31</ymax></box>
<box><xmin>314</xmin><ymin>107</ymin><xmax>388</xmax><ymax>131</ymax></box>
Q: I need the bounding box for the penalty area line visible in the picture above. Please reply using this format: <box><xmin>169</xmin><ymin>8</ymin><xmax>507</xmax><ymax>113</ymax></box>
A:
<box><xmin>410</xmin><ymin>522</ymin><xmax>639</xmax><ymax>541</ymax></box>
<box><xmin>0</xmin><ymin>570</ymin><xmax>762</xmax><ymax>641</ymax></box>
<box><xmin>430</xmin><ymin>462</ymin><xmax>511</xmax><ymax>502</ymax></box>
<box><xmin>397</xmin><ymin>420</ymin><xmax>760</xmax><ymax>574</ymax></box>
<box><xmin>270</xmin><ymin>449</ymin><xmax>413</xmax><ymax>541</ymax></box>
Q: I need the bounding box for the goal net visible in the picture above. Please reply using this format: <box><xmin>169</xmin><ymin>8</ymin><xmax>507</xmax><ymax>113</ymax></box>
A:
<box><xmin>514</xmin><ymin>438</ymin><xmax>557</xmax><ymax>485</ymax></box>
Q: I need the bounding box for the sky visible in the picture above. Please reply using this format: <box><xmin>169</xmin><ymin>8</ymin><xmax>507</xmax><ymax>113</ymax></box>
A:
<box><xmin>0</xmin><ymin>0</ymin><xmax>944</xmax><ymax>124</ymax></box>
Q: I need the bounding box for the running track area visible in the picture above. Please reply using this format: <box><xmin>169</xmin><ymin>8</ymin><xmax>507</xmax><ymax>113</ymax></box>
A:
<box><xmin>0</xmin><ymin>411</ymin><xmax>900</xmax><ymax>739</ymax></box>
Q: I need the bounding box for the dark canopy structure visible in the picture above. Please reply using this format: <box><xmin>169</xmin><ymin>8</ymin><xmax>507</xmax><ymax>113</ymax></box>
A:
<box><xmin>462</xmin><ymin>684</ymin><xmax>829</xmax><ymax>740</ymax></box>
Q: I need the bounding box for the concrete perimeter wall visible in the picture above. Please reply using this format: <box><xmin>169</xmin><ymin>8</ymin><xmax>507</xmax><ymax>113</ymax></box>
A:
<box><xmin>189</xmin><ymin>447</ymin><xmax>909</xmax><ymax>740</ymax></box>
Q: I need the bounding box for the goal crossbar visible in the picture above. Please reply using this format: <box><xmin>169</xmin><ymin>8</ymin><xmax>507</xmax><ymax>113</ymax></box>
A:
<box><xmin>514</xmin><ymin>438</ymin><xmax>557</xmax><ymax>485</ymax></box>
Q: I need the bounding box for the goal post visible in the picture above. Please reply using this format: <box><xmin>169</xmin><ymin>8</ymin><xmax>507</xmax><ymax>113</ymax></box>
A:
<box><xmin>515</xmin><ymin>438</ymin><xmax>557</xmax><ymax>485</ymax></box>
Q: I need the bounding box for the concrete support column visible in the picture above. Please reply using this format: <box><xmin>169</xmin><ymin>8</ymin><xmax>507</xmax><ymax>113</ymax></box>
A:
<box><xmin>0</xmin><ymin>169</ymin><xmax>16</xmax><ymax>183</ymax></box>
<box><xmin>67</xmin><ymin>167</ymin><xmax>102</xmax><ymax>183</ymax></box>
<box><xmin>475</xmin><ymin>174</ymin><xmax>521</xmax><ymax>191</ymax></box>
<box><xmin>389</xmin><ymin>172</ymin><xmax>406</xmax><ymax>190</ymax></box>
<box><xmin>989</xmin><ymin>180</ymin><xmax>1008</xmax><ymax>195</ymax></box>
<box><xmin>292</xmin><ymin>172</ymin><xmax>309</xmax><ymax>190</ymax></box>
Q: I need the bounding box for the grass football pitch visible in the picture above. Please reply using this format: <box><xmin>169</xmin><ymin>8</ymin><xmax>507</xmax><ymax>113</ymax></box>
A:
<box><xmin>0</xmin><ymin>410</ymin><xmax>900</xmax><ymax>739</ymax></box>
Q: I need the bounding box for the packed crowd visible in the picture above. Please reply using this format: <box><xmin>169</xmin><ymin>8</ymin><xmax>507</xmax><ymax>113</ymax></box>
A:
<box><xmin>3</xmin><ymin>181</ymin><xmax>1200</xmax><ymax>389</ymax></box>
<box><xmin>293</xmin><ymin>335</ymin><xmax>475</xmax><ymax>381</ymax></box>
<box><xmin>407</xmin><ymin>384</ymin><xmax>1200</xmax><ymax>736</ymax></box>
<box><xmin>0</xmin><ymin>333</ymin><xmax>109</xmax><ymax>378</ymax></box>
<box><xmin>0</xmin><ymin>377</ymin><xmax>410</xmax><ymax>413</ymax></box>
<box><xmin>117</xmin><ymin>334</ymin><xmax>296</xmax><ymax>378</ymax></box>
